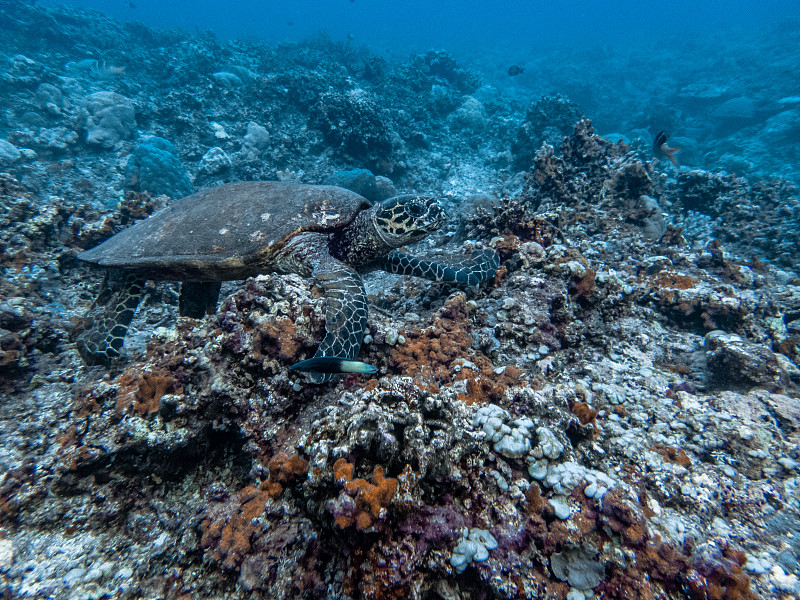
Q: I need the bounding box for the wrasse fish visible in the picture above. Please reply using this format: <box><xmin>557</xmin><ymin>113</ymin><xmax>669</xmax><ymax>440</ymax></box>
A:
<box><xmin>653</xmin><ymin>129</ymin><xmax>680</xmax><ymax>167</ymax></box>
<box><xmin>290</xmin><ymin>356</ymin><xmax>377</xmax><ymax>374</ymax></box>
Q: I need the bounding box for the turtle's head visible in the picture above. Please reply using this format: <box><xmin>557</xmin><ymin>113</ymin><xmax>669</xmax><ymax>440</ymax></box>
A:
<box><xmin>373</xmin><ymin>195</ymin><xmax>445</xmax><ymax>248</ymax></box>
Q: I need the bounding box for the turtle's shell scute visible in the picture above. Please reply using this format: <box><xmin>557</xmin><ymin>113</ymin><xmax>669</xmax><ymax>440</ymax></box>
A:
<box><xmin>78</xmin><ymin>182</ymin><xmax>371</xmax><ymax>279</ymax></box>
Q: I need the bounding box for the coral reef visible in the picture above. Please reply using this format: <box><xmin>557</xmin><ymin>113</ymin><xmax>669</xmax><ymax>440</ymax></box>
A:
<box><xmin>660</xmin><ymin>170</ymin><xmax>800</xmax><ymax>268</ymax></box>
<box><xmin>309</xmin><ymin>89</ymin><xmax>395</xmax><ymax>170</ymax></box>
<box><xmin>0</xmin><ymin>3</ymin><xmax>798</xmax><ymax>600</ymax></box>
<box><xmin>82</xmin><ymin>91</ymin><xmax>136</xmax><ymax>149</ymax></box>
<box><xmin>512</xmin><ymin>94</ymin><xmax>582</xmax><ymax>170</ymax></box>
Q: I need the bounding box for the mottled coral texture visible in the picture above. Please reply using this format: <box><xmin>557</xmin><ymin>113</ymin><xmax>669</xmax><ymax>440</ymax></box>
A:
<box><xmin>389</xmin><ymin>293</ymin><xmax>522</xmax><ymax>403</ymax></box>
<box><xmin>200</xmin><ymin>485</ymin><xmax>273</xmax><ymax>569</ymax></box>
<box><xmin>200</xmin><ymin>453</ymin><xmax>308</xmax><ymax>569</ymax></box>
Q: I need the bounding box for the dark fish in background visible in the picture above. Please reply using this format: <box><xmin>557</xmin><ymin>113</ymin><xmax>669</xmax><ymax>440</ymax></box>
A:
<box><xmin>127</xmin><ymin>1</ymin><xmax>136</xmax><ymax>8</ymax></box>
<box><xmin>653</xmin><ymin>129</ymin><xmax>680</xmax><ymax>167</ymax></box>
<box><xmin>289</xmin><ymin>356</ymin><xmax>377</xmax><ymax>375</ymax></box>
<box><xmin>507</xmin><ymin>65</ymin><xmax>524</xmax><ymax>76</ymax></box>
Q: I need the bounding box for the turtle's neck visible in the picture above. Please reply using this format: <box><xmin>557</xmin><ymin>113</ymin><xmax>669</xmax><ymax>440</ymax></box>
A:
<box><xmin>329</xmin><ymin>207</ymin><xmax>395</xmax><ymax>267</ymax></box>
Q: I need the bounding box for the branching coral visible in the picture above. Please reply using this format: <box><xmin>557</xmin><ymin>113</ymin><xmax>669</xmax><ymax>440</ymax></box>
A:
<box><xmin>462</xmin><ymin>197</ymin><xmax>564</xmax><ymax>246</ymax></box>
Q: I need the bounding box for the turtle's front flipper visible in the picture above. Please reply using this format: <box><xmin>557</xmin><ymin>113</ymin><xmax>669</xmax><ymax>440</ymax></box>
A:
<box><xmin>303</xmin><ymin>259</ymin><xmax>371</xmax><ymax>383</ymax></box>
<box><xmin>381</xmin><ymin>248</ymin><xmax>499</xmax><ymax>286</ymax></box>
<box><xmin>75</xmin><ymin>272</ymin><xmax>145</xmax><ymax>366</ymax></box>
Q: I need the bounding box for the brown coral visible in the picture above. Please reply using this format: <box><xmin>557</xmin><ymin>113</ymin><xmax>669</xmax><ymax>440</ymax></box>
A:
<box><xmin>388</xmin><ymin>294</ymin><xmax>521</xmax><ymax>403</ymax></box>
<box><xmin>0</xmin><ymin>329</ymin><xmax>24</xmax><ymax>369</ymax></box>
<box><xmin>654</xmin><ymin>444</ymin><xmax>692</xmax><ymax>468</ymax></box>
<box><xmin>651</xmin><ymin>271</ymin><xmax>699</xmax><ymax>290</ymax></box>
<box><xmin>115</xmin><ymin>369</ymin><xmax>182</xmax><ymax>415</ymax></box>
<box><xmin>571</xmin><ymin>401</ymin><xmax>598</xmax><ymax>426</ymax></box>
<box><xmin>262</xmin><ymin>318</ymin><xmax>303</xmax><ymax>361</ymax></box>
<box><xmin>455</xmin><ymin>360</ymin><xmax>523</xmax><ymax>405</ymax></box>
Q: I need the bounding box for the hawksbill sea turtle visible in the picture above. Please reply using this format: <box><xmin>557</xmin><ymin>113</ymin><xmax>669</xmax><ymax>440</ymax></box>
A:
<box><xmin>75</xmin><ymin>181</ymin><xmax>499</xmax><ymax>382</ymax></box>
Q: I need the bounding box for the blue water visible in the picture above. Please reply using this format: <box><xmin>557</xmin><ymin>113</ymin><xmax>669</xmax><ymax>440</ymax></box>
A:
<box><xmin>35</xmin><ymin>0</ymin><xmax>800</xmax><ymax>54</ymax></box>
<box><xmin>16</xmin><ymin>0</ymin><xmax>800</xmax><ymax>187</ymax></box>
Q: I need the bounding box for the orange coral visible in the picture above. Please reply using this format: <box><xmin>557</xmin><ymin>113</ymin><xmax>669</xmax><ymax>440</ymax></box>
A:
<box><xmin>389</xmin><ymin>294</ymin><xmax>473</xmax><ymax>381</ymax></box>
<box><xmin>268</xmin><ymin>452</ymin><xmax>309</xmax><ymax>483</ymax></box>
<box><xmin>198</xmin><ymin>453</ymin><xmax>306</xmax><ymax>568</ymax></box>
<box><xmin>333</xmin><ymin>457</ymin><xmax>354</xmax><ymax>483</ymax></box>
<box><xmin>345</xmin><ymin>466</ymin><xmax>397</xmax><ymax>521</ymax></box>
<box><xmin>455</xmin><ymin>360</ymin><xmax>523</xmax><ymax>405</ymax></box>
<box><xmin>389</xmin><ymin>294</ymin><xmax>522</xmax><ymax>403</ymax></box>
<box><xmin>261</xmin><ymin>452</ymin><xmax>309</xmax><ymax>498</ymax></box>
<box><xmin>332</xmin><ymin>460</ymin><xmax>398</xmax><ymax>531</ymax></box>
<box><xmin>200</xmin><ymin>485</ymin><xmax>272</xmax><ymax>569</ymax></box>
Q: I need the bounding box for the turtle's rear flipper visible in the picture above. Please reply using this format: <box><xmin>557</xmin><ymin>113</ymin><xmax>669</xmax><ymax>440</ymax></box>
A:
<box><xmin>301</xmin><ymin>258</ymin><xmax>368</xmax><ymax>384</ymax></box>
<box><xmin>179</xmin><ymin>281</ymin><xmax>222</xmax><ymax>318</ymax></box>
<box><xmin>382</xmin><ymin>248</ymin><xmax>499</xmax><ymax>286</ymax></box>
<box><xmin>75</xmin><ymin>272</ymin><xmax>145</xmax><ymax>366</ymax></box>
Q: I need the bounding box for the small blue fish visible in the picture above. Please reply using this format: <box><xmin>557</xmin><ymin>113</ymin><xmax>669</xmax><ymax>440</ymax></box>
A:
<box><xmin>290</xmin><ymin>356</ymin><xmax>377</xmax><ymax>374</ymax></box>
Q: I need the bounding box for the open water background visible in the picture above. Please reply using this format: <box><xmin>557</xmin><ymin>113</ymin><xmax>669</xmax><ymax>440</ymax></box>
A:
<box><xmin>36</xmin><ymin>0</ymin><xmax>800</xmax><ymax>55</ymax></box>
